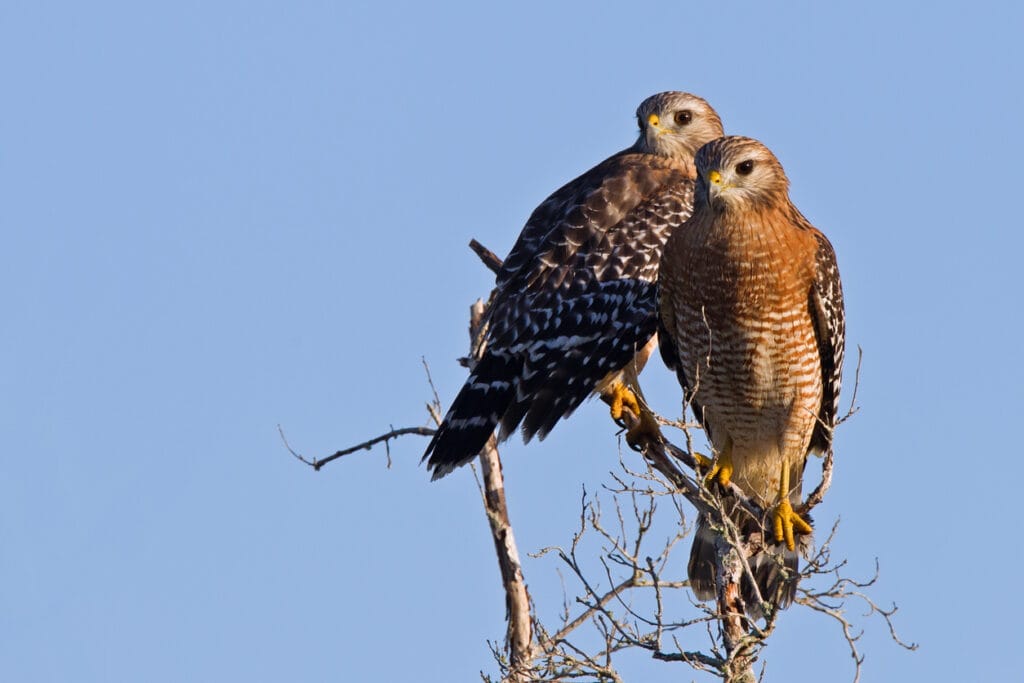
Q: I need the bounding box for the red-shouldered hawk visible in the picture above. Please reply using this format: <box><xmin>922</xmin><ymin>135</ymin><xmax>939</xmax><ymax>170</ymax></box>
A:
<box><xmin>658</xmin><ymin>136</ymin><xmax>845</xmax><ymax>614</ymax></box>
<box><xmin>424</xmin><ymin>92</ymin><xmax>724</xmax><ymax>479</ymax></box>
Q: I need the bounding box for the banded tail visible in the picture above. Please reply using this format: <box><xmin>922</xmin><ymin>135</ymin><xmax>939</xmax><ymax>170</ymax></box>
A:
<box><xmin>687</xmin><ymin>509</ymin><xmax>811</xmax><ymax>619</ymax></box>
<box><xmin>422</xmin><ymin>351</ymin><xmax>518</xmax><ymax>480</ymax></box>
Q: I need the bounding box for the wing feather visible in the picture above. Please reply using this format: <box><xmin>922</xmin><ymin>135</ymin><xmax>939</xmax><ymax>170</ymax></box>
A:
<box><xmin>424</xmin><ymin>152</ymin><xmax>695</xmax><ymax>476</ymax></box>
<box><xmin>807</xmin><ymin>230</ymin><xmax>846</xmax><ymax>454</ymax></box>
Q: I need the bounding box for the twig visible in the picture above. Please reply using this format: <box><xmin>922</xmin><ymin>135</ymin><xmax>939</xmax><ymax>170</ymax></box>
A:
<box><xmin>802</xmin><ymin>347</ymin><xmax>862</xmax><ymax>514</ymax></box>
<box><xmin>837</xmin><ymin>346</ymin><xmax>863</xmax><ymax>426</ymax></box>
<box><xmin>421</xmin><ymin>356</ymin><xmax>443</xmax><ymax>414</ymax></box>
<box><xmin>550</xmin><ymin>575</ymin><xmax>636</xmax><ymax>644</ymax></box>
<box><xmin>615</xmin><ymin>406</ymin><xmax>765</xmax><ymax>521</ymax></box>
<box><xmin>277</xmin><ymin>423</ymin><xmax>434</xmax><ymax>471</ymax></box>
<box><xmin>653</xmin><ymin>649</ymin><xmax>724</xmax><ymax>669</ymax></box>
<box><xmin>800</xmin><ymin>448</ymin><xmax>834</xmax><ymax>514</ymax></box>
<box><xmin>470</xmin><ymin>238</ymin><xmax>504</xmax><ymax>275</ymax></box>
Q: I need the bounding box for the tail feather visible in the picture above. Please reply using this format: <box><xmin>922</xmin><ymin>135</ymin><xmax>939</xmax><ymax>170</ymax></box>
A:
<box><xmin>424</xmin><ymin>294</ymin><xmax>658</xmax><ymax>477</ymax></box>
<box><xmin>520</xmin><ymin>363</ymin><xmax>593</xmax><ymax>443</ymax></box>
<box><xmin>422</xmin><ymin>352</ymin><xmax>518</xmax><ymax>479</ymax></box>
<box><xmin>497</xmin><ymin>395</ymin><xmax>531</xmax><ymax>443</ymax></box>
<box><xmin>688</xmin><ymin>512</ymin><xmax>809</xmax><ymax>619</ymax></box>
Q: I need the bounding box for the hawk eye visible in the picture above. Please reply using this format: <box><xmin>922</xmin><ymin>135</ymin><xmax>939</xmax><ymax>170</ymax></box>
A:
<box><xmin>736</xmin><ymin>160</ymin><xmax>755</xmax><ymax>176</ymax></box>
<box><xmin>673</xmin><ymin>110</ymin><xmax>692</xmax><ymax>126</ymax></box>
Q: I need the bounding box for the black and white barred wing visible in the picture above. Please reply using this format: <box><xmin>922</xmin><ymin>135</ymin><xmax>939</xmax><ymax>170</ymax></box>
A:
<box><xmin>493</xmin><ymin>150</ymin><xmax>639</xmax><ymax>292</ymax></box>
<box><xmin>807</xmin><ymin>228</ymin><xmax>846</xmax><ymax>454</ymax></box>
<box><xmin>424</xmin><ymin>155</ymin><xmax>694</xmax><ymax>478</ymax></box>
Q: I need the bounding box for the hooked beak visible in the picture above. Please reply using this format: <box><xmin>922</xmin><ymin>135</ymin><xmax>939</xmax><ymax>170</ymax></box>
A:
<box><xmin>707</xmin><ymin>169</ymin><xmax>727</xmax><ymax>201</ymax></box>
<box><xmin>647</xmin><ymin>113</ymin><xmax>669</xmax><ymax>136</ymax></box>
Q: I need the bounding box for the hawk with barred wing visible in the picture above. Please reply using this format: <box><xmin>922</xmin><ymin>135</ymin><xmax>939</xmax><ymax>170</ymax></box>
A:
<box><xmin>424</xmin><ymin>92</ymin><xmax>724</xmax><ymax>478</ymax></box>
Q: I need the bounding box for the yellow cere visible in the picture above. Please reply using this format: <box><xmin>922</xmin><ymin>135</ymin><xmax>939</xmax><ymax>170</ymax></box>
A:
<box><xmin>708</xmin><ymin>170</ymin><xmax>723</xmax><ymax>185</ymax></box>
<box><xmin>648</xmin><ymin>113</ymin><xmax>660</xmax><ymax>127</ymax></box>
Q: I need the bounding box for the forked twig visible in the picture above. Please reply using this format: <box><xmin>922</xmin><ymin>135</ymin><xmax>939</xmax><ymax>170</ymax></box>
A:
<box><xmin>278</xmin><ymin>423</ymin><xmax>434</xmax><ymax>471</ymax></box>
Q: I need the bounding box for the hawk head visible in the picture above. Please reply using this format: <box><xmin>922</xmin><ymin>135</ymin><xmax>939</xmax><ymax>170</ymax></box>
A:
<box><xmin>693</xmin><ymin>136</ymin><xmax>791</xmax><ymax>211</ymax></box>
<box><xmin>635</xmin><ymin>92</ymin><xmax>723</xmax><ymax>160</ymax></box>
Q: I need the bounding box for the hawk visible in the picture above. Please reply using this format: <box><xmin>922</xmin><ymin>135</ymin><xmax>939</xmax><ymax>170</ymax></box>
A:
<box><xmin>424</xmin><ymin>92</ymin><xmax>724</xmax><ymax>479</ymax></box>
<box><xmin>658</xmin><ymin>136</ymin><xmax>845</xmax><ymax>614</ymax></box>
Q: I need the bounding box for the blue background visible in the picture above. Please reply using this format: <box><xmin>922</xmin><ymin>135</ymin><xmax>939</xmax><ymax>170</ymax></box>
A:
<box><xmin>3</xmin><ymin>1</ymin><xmax>1020</xmax><ymax>680</ymax></box>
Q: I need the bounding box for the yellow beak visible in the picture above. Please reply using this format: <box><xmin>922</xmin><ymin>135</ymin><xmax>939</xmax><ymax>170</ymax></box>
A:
<box><xmin>647</xmin><ymin>113</ymin><xmax>672</xmax><ymax>136</ymax></box>
<box><xmin>707</xmin><ymin>169</ymin><xmax>728</xmax><ymax>202</ymax></box>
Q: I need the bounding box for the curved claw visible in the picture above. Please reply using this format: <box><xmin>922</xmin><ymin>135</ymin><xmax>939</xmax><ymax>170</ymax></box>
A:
<box><xmin>606</xmin><ymin>382</ymin><xmax>662</xmax><ymax>451</ymax></box>
<box><xmin>624</xmin><ymin>408</ymin><xmax>661</xmax><ymax>451</ymax></box>
<box><xmin>772</xmin><ymin>497</ymin><xmax>813</xmax><ymax>551</ymax></box>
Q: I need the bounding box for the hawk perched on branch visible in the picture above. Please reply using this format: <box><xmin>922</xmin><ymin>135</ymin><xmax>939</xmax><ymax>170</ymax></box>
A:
<box><xmin>424</xmin><ymin>92</ymin><xmax>724</xmax><ymax>479</ymax></box>
<box><xmin>658</xmin><ymin>136</ymin><xmax>845</xmax><ymax>613</ymax></box>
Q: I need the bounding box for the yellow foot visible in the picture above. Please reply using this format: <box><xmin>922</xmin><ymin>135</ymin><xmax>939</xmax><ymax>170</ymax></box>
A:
<box><xmin>772</xmin><ymin>497</ymin><xmax>813</xmax><ymax>551</ymax></box>
<box><xmin>772</xmin><ymin>460</ymin><xmax>812</xmax><ymax>550</ymax></box>
<box><xmin>605</xmin><ymin>382</ymin><xmax>661</xmax><ymax>450</ymax></box>
<box><xmin>694</xmin><ymin>451</ymin><xmax>733</xmax><ymax>487</ymax></box>
<box><xmin>606</xmin><ymin>382</ymin><xmax>640</xmax><ymax>426</ymax></box>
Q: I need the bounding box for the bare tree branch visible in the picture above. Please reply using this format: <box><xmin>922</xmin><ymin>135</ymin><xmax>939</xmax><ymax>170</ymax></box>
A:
<box><xmin>470</xmin><ymin>238</ymin><xmax>504</xmax><ymax>275</ymax></box>
<box><xmin>837</xmin><ymin>345</ymin><xmax>863</xmax><ymax>427</ymax></box>
<box><xmin>277</xmin><ymin>423</ymin><xmax>434</xmax><ymax>471</ymax></box>
<box><xmin>463</xmin><ymin>297</ymin><xmax>536</xmax><ymax>683</ymax></box>
<box><xmin>795</xmin><ymin>539</ymin><xmax>919</xmax><ymax>683</ymax></box>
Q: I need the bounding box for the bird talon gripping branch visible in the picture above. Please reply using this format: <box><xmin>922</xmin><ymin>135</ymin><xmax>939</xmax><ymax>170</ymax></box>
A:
<box><xmin>607</xmin><ymin>382</ymin><xmax>639</xmax><ymax>427</ymax></box>
<box><xmin>624</xmin><ymin>404</ymin><xmax>661</xmax><ymax>450</ymax></box>
<box><xmin>700</xmin><ymin>452</ymin><xmax>733</xmax><ymax>488</ymax></box>
<box><xmin>772</xmin><ymin>497</ymin><xmax>813</xmax><ymax>551</ymax></box>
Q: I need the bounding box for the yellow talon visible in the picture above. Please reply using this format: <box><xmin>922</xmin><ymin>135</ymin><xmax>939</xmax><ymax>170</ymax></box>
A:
<box><xmin>605</xmin><ymin>382</ymin><xmax>661</xmax><ymax>450</ymax></box>
<box><xmin>607</xmin><ymin>382</ymin><xmax>641</xmax><ymax>425</ymax></box>
<box><xmin>695</xmin><ymin>450</ymin><xmax>732</xmax><ymax>487</ymax></box>
<box><xmin>772</xmin><ymin>463</ymin><xmax>813</xmax><ymax>550</ymax></box>
<box><xmin>772</xmin><ymin>498</ymin><xmax>813</xmax><ymax>551</ymax></box>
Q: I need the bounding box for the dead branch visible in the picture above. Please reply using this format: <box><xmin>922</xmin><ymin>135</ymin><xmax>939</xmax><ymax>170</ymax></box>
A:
<box><xmin>800</xmin><ymin>348</ymin><xmax>861</xmax><ymax>514</ymax></box>
<box><xmin>465</xmin><ymin>298</ymin><xmax>536</xmax><ymax>682</ymax></box>
<box><xmin>470</xmin><ymin>238</ymin><xmax>504</xmax><ymax>275</ymax></box>
<box><xmin>714</xmin><ymin>535</ymin><xmax>757</xmax><ymax>682</ymax></box>
<box><xmin>474</xmin><ymin>436</ymin><xmax>536</xmax><ymax>679</ymax></box>
<box><xmin>278</xmin><ymin>423</ymin><xmax>434</xmax><ymax>471</ymax></box>
<box><xmin>837</xmin><ymin>345</ymin><xmax>863</xmax><ymax>427</ymax></box>
<box><xmin>795</xmin><ymin>533</ymin><xmax>918</xmax><ymax>683</ymax></box>
<box><xmin>527</xmin><ymin>482</ymin><xmax>717</xmax><ymax>680</ymax></box>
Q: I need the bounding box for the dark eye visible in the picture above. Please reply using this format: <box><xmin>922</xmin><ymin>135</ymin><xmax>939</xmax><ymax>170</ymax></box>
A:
<box><xmin>736</xmin><ymin>160</ymin><xmax>754</xmax><ymax>176</ymax></box>
<box><xmin>673</xmin><ymin>110</ymin><xmax>692</xmax><ymax>126</ymax></box>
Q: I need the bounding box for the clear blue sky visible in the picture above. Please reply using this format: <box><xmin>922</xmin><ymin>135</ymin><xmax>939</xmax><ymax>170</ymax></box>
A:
<box><xmin>3</xmin><ymin>2</ymin><xmax>1021</xmax><ymax>681</ymax></box>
